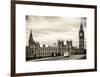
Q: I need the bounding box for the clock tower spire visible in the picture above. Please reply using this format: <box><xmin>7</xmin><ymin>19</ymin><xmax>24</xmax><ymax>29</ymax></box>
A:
<box><xmin>79</xmin><ymin>21</ymin><xmax>84</xmax><ymax>49</ymax></box>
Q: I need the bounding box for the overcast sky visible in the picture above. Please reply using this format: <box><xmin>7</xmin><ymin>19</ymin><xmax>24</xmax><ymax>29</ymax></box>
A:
<box><xmin>26</xmin><ymin>16</ymin><xmax>86</xmax><ymax>48</ymax></box>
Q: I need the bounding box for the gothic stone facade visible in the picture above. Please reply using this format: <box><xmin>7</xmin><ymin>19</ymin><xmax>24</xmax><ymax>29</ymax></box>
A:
<box><xmin>26</xmin><ymin>22</ymin><xmax>86</xmax><ymax>60</ymax></box>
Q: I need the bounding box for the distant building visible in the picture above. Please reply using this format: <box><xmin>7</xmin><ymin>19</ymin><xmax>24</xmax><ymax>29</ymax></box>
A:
<box><xmin>26</xmin><ymin>22</ymin><xmax>86</xmax><ymax>60</ymax></box>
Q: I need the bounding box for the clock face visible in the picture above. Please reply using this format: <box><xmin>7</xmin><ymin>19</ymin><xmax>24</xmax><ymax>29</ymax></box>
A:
<box><xmin>80</xmin><ymin>33</ymin><xmax>83</xmax><ymax>36</ymax></box>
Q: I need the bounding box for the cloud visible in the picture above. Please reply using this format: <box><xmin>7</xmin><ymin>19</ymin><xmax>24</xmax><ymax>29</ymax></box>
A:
<box><xmin>26</xmin><ymin>15</ymin><xmax>86</xmax><ymax>47</ymax></box>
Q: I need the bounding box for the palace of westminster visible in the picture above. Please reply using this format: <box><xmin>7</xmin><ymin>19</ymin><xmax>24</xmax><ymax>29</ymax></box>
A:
<box><xmin>26</xmin><ymin>22</ymin><xmax>86</xmax><ymax>60</ymax></box>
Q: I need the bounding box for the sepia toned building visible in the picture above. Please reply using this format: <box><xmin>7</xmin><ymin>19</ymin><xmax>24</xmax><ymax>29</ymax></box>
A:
<box><xmin>79</xmin><ymin>22</ymin><xmax>84</xmax><ymax>49</ymax></box>
<box><xmin>26</xmin><ymin>22</ymin><xmax>86</xmax><ymax>60</ymax></box>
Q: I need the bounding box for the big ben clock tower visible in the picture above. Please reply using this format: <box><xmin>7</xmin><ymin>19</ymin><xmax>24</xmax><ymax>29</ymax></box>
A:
<box><xmin>79</xmin><ymin>22</ymin><xmax>84</xmax><ymax>49</ymax></box>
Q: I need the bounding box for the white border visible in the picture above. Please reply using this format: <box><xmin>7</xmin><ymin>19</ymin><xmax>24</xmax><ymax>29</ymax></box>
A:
<box><xmin>16</xmin><ymin>4</ymin><xmax>95</xmax><ymax>73</ymax></box>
